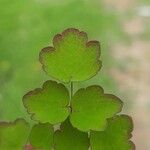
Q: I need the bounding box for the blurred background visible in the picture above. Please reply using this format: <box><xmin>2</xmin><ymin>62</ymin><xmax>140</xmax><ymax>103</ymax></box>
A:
<box><xmin>0</xmin><ymin>0</ymin><xmax>149</xmax><ymax>149</ymax></box>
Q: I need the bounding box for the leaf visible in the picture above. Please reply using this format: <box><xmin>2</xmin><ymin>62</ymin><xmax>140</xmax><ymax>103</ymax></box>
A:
<box><xmin>39</xmin><ymin>28</ymin><xmax>101</xmax><ymax>83</ymax></box>
<box><xmin>54</xmin><ymin>119</ymin><xmax>89</xmax><ymax>150</ymax></box>
<box><xmin>0</xmin><ymin>119</ymin><xmax>30</xmax><ymax>150</ymax></box>
<box><xmin>90</xmin><ymin>115</ymin><xmax>135</xmax><ymax>150</ymax></box>
<box><xmin>23</xmin><ymin>80</ymin><xmax>70</xmax><ymax>124</ymax></box>
<box><xmin>29</xmin><ymin>123</ymin><xmax>54</xmax><ymax>150</ymax></box>
<box><xmin>70</xmin><ymin>85</ymin><xmax>123</xmax><ymax>132</ymax></box>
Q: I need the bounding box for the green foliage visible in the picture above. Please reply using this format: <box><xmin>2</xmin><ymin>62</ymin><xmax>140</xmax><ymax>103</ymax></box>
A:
<box><xmin>23</xmin><ymin>80</ymin><xmax>70</xmax><ymax>124</ymax></box>
<box><xmin>90</xmin><ymin>115</ymin><xmax>135</xmax><ymax>150</ymax></box>
<box><xmin>40</xmin><ymin>28</ymin><xmax>101</xmax><ymax>82</ymax></box>
<box><xmin>0</xmin><ymin>119</ymin><xmax>29</xmax><ymax>150</ymax></box>
<box><xmin>29</xmin><ymin>123</ymin><xmax>54</xmax><ymax>150</ymax></box>
<box><xmin>0</xmin><ymin>28</ymin><xmax>134</xmax><ymax>149</ymax></box>
<box><xmin>70</xmin><ymin>86</ymin><xmax>123</xmax><ymax>132</ymax></box>
<box><xmin>54</xmin><ymin>119</ymin><xmax>89</xmax><ymax>150</ymax></box>
<box><xmin>0</xmin><ymin>0</ymin><xmax>126</xmax><ymax>121</ymax></box>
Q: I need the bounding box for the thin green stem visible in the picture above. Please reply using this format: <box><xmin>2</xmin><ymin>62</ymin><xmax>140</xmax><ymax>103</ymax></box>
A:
<box><xmin>70</xmin><ymin>82</ymin><xmax>73</xmax><ymax>99</ymax></box>
<box><xmin>69</xmin><ymin>82</ymin><xmax>73</xmax><ymax>112</ymax></box>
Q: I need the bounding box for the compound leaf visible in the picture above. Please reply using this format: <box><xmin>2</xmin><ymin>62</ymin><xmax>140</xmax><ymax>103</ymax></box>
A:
<box><xmin>0</xmin><ymin>119</ymin><xmax>30</xmax><ymax>150</ymax></box>
<box><xmin>70</xmin><ymin>86</ymin><xmax>123</xmax><ymax>132</ymax></box>
<box><xmin>40</xmin><ymin>28</ymin><xmax>101</xmax><ymax>83</ymax></box>
<box><xmin>90</xmin><ymin>115</ymin><xmax>135</xmax><ymax>150</ymax></box>
<box><xmin>23</xmin><ymin>80</ymin><xmax>70</xmax><ymax>124</ymax></box>
<box><xmin>54</xmin><ymin>119</ymin><xmax>89</xmax><ymax>150</ymax></box>
<box><xmin>29</xmin><ymin>123</ymin><xmax>54</xmax><ymax>150</ymax></box>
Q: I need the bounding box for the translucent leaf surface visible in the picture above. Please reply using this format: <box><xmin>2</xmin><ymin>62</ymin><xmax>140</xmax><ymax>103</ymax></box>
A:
<box><xmin>70</xmin><ymin>86</ymin><xmax>123</xmax><ymax>132</ymax></box>
<box><xmin>23</xmin><ymin>80</ymin><xmax>70</xmax><ymax>124</ymax></box>
<box><xmin>0</xmin><ymin>119</ymin><xmax>29</xmax><ymax>150</ymax></box>
<box><xmin>90</xmin><ymin>115</ymin><xmax>135</xmax><ymax>150</ymax></box>
<box><xmin>29</xmin><ymin>123</ymin><xmax>54</xmax><ymax>150</ymax></box>
<box><xmin>40</xmin><ymin>28</ymin><xmax>101</xmax><ymax>83</ymax></box>
<box><xmin>54</xmin><ymin>119</ymin><xmax>89</xmax><ymax>150</ymax></box>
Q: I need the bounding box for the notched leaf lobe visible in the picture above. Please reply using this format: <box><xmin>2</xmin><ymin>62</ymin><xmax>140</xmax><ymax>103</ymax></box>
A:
<box><xmin>23</xmin><ymin>80</ymin><xmax>70</xmax><ymax>124</ymax></box>
<box><xmin>90</xmin><ymin>115</ymin><xmax>135</xmax><ymax>150</ymax></box>
<box><xmin>70</xmin><ymin>85</ymin><xmax>123</xmax><ymax>132</ymax></box>
<box><xmin>0</xmin><ymin>119</ymin><xmax>30</xmax><ymax>150</ymax></box>
<box><xmin>40</xmin><ymin>28</ymin><xmax>101</xmax><ymax>83</ymax></box>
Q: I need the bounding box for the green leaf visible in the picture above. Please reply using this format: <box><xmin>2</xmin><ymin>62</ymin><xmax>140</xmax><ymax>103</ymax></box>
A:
<box><xmin>90</xmin><ymin>115</ymin><xmax>135</xmax><ymax>150</ymax></box>
<box><xmin>54</xmin><ymin>119</ymin><xmax>89</xmax><ymax>150</ymax></box>
<box><xmin>0</xmin><ymin>119</ymin><xmax>29</xmax><ymax>150</ymax></box>
<box><xmin>29</xmin><ymin>123</ymin><xmax>54</xmax><ymax>150</ymax></box>
<box><xmin>23</xmin><ymin>80</ymin><xmax>70</xmax><ymax>124</ymax></box>
<box><xmin>70</xmin><ymin>86</ymin><xmax>123</xmax><ymax>132</ymax></box>
<box><xmin>40</xmin><ymin>28</ymin><xmax>101</xmax><ymax>83</ymax></box>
